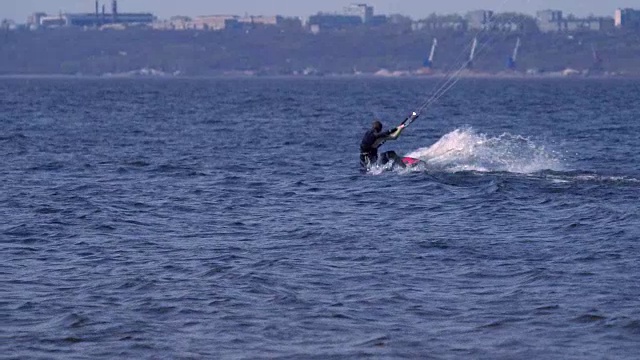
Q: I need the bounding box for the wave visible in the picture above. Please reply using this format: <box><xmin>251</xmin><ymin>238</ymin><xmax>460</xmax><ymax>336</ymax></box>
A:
<box><xmin>540</xmin><ymin>171</ymin><xmax>640</xmax><ymax>185</ymax></box>
<box><xmin>405</xmin><ymin>127</ymin><xmax>563</xmax><ymax>174</ymax></box>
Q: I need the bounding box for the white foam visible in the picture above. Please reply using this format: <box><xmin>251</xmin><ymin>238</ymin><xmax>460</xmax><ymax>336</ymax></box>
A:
<box><xmin>405</xmin><ymin>128</ymin><xmax>563</xmax><ymax>174</ymax></box>
<box><xmin>573</xmin><ymin>174</ymin><xmax>640</xmax><ymax>183</ymax></box>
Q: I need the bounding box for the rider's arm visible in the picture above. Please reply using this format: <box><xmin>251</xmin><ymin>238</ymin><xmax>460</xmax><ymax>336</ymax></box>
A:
<box><xmin>385</xmin><ymin>124</ymin><xmax>406</xmax><ymax>141</ymax></box>
<box><xmin>387</xmin><ymin>112</ymin><xmax>418</xmax><ymax>140</ymax></box>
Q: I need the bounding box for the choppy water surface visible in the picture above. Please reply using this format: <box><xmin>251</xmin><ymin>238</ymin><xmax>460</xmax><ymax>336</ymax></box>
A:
<box><xmin>1</xmin><ymin>78</ymin><xmax>639</xmax><ymax>359</ymax></box>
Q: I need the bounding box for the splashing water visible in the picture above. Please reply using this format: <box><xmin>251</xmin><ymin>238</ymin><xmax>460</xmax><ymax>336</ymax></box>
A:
<box><xmin>405</xmin><ymin>128</ymin><xmax>563</xmax><ymax>174</ymax></box>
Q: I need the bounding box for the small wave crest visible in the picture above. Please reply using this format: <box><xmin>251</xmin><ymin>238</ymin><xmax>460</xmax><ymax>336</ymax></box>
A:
<box><xmin>405</xmin><ymin>128</ymin><xmax>563</xmax><ymax>174</ymax></box>
<box><xmin>543</xmin><ymin>171</ymin><xmax>640</xmax><ymax>185</ymax></box>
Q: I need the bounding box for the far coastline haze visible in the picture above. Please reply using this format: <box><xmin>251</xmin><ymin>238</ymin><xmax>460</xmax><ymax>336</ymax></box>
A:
<box><xmin>5</xmin><ymin>0</ymin><xmax>640</xmax><ymax>21</ymax></box>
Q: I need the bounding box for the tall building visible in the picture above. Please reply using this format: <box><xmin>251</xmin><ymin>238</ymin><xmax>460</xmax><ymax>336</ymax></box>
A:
<box><xmin>615</xmin><ymin>8</ymin><xmax>640</xmax><ymax>29</ymax></box>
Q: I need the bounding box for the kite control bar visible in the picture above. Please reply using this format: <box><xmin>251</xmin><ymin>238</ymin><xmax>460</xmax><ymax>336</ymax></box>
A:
<box><xmin>400</xmin><ymin>111</ymin><xmax>420</xmax><ymax>128</ymax></box>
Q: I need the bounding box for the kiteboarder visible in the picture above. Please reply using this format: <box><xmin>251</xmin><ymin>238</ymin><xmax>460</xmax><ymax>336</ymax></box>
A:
<box><xmin>360</xmin><ymin>113</ymin><xmax>418</xmax><ymax>170</ymax></box>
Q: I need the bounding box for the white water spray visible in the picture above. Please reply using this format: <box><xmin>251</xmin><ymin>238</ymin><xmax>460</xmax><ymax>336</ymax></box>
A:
<box><xmin>405</xmin><ymin>128</ymin><xmax>563</xmax><ymax>174</ymax></box>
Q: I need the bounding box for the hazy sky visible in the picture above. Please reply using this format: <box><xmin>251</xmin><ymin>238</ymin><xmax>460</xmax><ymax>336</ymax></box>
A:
<box><xmin>4</xmin><ymin>0</ymin><xmax>639</xmax><ymax>22</ymax></box>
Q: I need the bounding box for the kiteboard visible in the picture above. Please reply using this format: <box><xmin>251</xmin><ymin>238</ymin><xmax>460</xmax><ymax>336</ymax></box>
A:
<box><xmin>401</xmin><ymin>157</ymin><xmax>425</xmax><ymax>168</ymax></box>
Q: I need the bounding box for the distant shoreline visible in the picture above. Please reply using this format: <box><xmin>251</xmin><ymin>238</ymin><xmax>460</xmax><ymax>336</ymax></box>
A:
<box><xmin>0</xmin><ymin>73</ymin><xmax>638</xmax><ymax>80</ymax></box>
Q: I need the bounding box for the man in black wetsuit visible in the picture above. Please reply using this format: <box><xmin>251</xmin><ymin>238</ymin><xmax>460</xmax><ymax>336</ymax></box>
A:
<box><xmin>359</xmin><ymin>119</ymin><xmax>407</xmax><ymax>170</ymax></box>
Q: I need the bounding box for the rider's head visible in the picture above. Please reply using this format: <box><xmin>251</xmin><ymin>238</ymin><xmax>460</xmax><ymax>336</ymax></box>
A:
<box><xmin>372</xmin><ymin>120</ymin><xmax>383</xmax><ymax>132</ymax></box>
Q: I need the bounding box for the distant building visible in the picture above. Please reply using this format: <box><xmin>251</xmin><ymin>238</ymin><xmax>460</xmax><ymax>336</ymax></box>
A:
<box><xmin>272</xmin><ymin>17</ymin><xmax>304</xmax><ymax>29</ymax></box>
<box><xmin>306</xmin><ymin>3</ymin><xmax>382</xmax><ymax>32</ymax></box>
<box><xmin>228</xmin><ymin>15</ymin><xmax>302</xmax><ymax>30</ymax></box>
<box><xmin>153</xmin><ymin>14</ymin><xmax>302</xmax><ymax>31</ymax></box>
<box><xmin>243</xmin><ymin>16</ymin><xmax>280</xmax><ymax>26</ymax></box>
<box><xmin>27</xmin><ymin>12</ymin><xmax>47</xmax><ymax>29</ymax></box>
<box><xmin>190</xmin><ymin>15</ymin><xmax>238</xmax><ymax>30</ymax></box>
<box><xmin>537</xmin><ymin>10</ymin><xmax>564</xmax><ymax>32</ymax></box>
<box><xmin>615</xmin><ymin>8</ymin><xmax>640</xmax><ymax>29</ymax></box>
<box><xmin>39</xmin><ymin>15</ymin><xmax>68</xmax><ymax>28</ymax></box>
<box><xmin>537</xmin><ymin>10</ymin><xmax>613</xmax><ymax>32</ymax></box>
<box><xmin>413</xmin><ymin>15</ymin><xmax>466</xmax><ymax>31</ymax></box>
<box><xmin>308</xmin><ymin>13</ymin><xmax>362</xmax><ymax>32</ymax></box>
<box><xmin>494</xmin><ymin>21</ymin><xmax>520</xmax><ymax>32</ymax></box>
<box><xmin>152</xmin><ymin>16</ymin><xmax>196</xmax><ymax>30</ymax></box>
<box><xmin>343</xmin><ymin>3</ymin><xmax>374</xmax><ymax>24</ymax></box>
<box><xmin>600</xmin><ymin>17</ymin><xmax>616</xmax><ymax>31</ymax></box>
<box><xmin>466</xmin><ymin>10</ymin><xmax>494</xmax><ymax>30</ymax></box>
<box><xmin>564</xmin><ymin>16</ymin><xmax>614</xmax><ymax>32</ymax></box>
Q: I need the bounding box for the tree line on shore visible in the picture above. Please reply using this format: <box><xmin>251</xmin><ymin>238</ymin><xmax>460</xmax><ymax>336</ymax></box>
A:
<box><xmin>0</xmin><ymin>26</ymin><xmax>639</xmax><ymax>76</ymax></box>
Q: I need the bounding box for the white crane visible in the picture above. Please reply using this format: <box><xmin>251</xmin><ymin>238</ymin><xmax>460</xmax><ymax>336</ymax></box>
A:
<box><xmin>467</xmin><ymin>37</ymin><xmax>478</xmax><ymax>69</ymax></box>
<box><xmin>507</xmin><ymin>37</ymin><xmax>521</xmax><ymax>70</ymax></box>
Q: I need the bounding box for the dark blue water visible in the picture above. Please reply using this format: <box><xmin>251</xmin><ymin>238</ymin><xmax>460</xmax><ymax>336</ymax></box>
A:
<box><xmin>2</xmin><ymin>78</ymin><xmax>639</xmax><ymax>359</ymax></box>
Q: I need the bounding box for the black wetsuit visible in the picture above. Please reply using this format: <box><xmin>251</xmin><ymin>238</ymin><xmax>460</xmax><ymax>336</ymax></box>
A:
<box><xmin>360</xmin><ymin>128</ymin><xmax>397</xmax><ymax>168</ymax></box>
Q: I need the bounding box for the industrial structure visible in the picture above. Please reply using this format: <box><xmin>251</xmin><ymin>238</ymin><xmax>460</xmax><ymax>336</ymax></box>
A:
<box><xmin>467</xmin><ymin>37</ymin><xmax>478</xmax><ymax>69</ymax></box>
<box><xmin>506</xmin><ymin>38</ymin><xmax>521</xmax><ymax>70</ymax></box>
<box><xmin>423</xmin><ymin>38</ymin><xmax>438</xmax><ymax>69</ymax></box>
<box><xmin>414</xmin><ymin>38</ymin><xmax>438</xmax><ymax>75</ymax></box>
<box><xmin>28</xmin><ymin>0</ymin><xmax>154</xmax><ymax>29</ymax></box>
